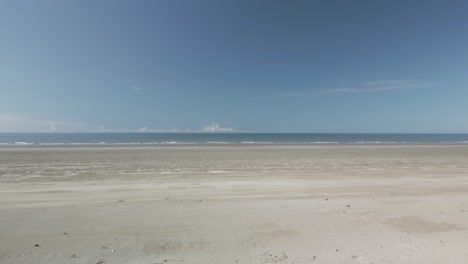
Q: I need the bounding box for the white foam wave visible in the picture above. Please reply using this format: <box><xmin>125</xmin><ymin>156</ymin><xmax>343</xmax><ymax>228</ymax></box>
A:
<box><xmin>14</xmin><ymin>142</ymin><xmax>34</xmax><ymax>145</ymax></box>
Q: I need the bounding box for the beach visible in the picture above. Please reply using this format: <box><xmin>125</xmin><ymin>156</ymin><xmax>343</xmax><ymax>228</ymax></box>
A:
<box><xmin>1</xmin><ymin>145</ymin><xmax>468</xmax><ymax>264</ymax></box>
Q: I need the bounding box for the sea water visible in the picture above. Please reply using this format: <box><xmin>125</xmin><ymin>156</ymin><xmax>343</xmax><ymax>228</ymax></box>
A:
<box><xmin>1</xmin><ymin>133</ymin><xmax>468</xmax><ymax>146</ymax></box>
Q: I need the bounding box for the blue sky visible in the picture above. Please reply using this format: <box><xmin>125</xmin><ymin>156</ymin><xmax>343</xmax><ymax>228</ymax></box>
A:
<box><xmin>1</xmin><ymin>0</ymin><xmax>468</xmax><ymax>132</ymax></box>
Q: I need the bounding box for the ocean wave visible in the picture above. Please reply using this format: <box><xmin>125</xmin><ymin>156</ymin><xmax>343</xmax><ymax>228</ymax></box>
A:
<box><xmin>2</xmin><ymin>140</ymin><xmax>468</xmax><ymax>146</ymax></box>
<box><xmin>13</xmin><ymin>142</ymin><xmax>34</xmax><ymax>145</ymax></box>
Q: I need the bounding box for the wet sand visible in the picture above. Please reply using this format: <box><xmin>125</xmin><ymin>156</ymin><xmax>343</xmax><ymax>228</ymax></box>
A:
<box><xmin>1</xmin><ymin>145</ymin><xmax>468</xmax><ymax>263</ymax></box>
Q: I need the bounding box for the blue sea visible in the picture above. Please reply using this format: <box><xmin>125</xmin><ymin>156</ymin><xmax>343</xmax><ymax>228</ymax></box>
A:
<box><xmin>0</xmin><ymin>133</ymin><xmax>468</xmax><ymax>146</ymax></box>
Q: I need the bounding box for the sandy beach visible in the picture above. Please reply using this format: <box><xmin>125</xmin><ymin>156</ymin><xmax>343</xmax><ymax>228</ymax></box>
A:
<box><xmin>1</xmin><ymin>145</ymin><xmax>468</xmax><ymax>264</ymax></box>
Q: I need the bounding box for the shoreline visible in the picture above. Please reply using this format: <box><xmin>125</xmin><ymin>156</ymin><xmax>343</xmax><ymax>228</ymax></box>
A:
<box><xmin>2</xmin><ymin>142</ymin><xmax>468</xmax><ymax>148</ymax></box>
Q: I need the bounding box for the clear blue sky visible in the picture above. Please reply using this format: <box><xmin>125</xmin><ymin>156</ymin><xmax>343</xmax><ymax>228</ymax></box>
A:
<box><xmin>1</xmin><ymin>0</ymin><xmax>468</xmax><ymax>132</ymax></box>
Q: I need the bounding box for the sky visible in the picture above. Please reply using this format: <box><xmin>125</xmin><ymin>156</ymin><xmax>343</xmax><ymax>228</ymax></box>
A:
<box><xmin>1</xmin><ymin>0</ymin><xmax>468</xmax><ymax>133</ymax></box>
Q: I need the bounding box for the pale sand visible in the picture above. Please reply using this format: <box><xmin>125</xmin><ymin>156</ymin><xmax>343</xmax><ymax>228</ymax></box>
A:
<box><xmin>1</xmin><ymin>146</ymin><xmax>468</xmax><ymax>264</ymax></box>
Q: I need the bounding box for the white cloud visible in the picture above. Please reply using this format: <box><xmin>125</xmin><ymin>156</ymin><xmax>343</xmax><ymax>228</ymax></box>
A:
<box><xmin>168</xmin><ymin>128</ymin><xmax>191</xmax><ymax>133</ymax></box>
<box><xmin>137</xmin><ymin>127</ymin><xmax>191</xmax><ymax>133</ymax></box>
<box><xmin>198</xmin><ymin>122</ymin><xmax>235</xmax><ymax>132</ymax></box>
<box><xmin>49</xmin><ymin>122</ymin><xmax>56</xmax><ymax>132</ymax></box>
<box><xmin>134</xmin><ymin>123</ymin><xmax>236</xmax><ymax>133</ymax></box>
<box><xmin>0</xmin><ymin>113</ymin><xmax>100</xmax><ymax>132</ymax></box>
<box><xmin>262</xmin><ymin>79</ymin><xmax>431</xmax><ymax>98</ymax></box>
<box><xmin>131</xmin><ymin>85</ymin><xmax>143</xmax><ymax>91</ymax></box>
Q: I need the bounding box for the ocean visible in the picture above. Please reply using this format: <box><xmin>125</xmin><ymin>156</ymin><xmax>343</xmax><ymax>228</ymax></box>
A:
<box><xmin>0</xmin><ymin>133</ymin><xmax>468</xmax><ymax>146</ymax></box>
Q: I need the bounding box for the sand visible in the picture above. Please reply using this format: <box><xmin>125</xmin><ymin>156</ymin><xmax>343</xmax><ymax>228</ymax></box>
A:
<box><xmin>1</xmin><ymin>145</ymin><xmax>468</xmax><ymax>264</ymax></box>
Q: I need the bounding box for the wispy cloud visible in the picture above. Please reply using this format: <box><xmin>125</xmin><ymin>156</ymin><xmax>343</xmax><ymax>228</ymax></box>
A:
<box><xmin>0</xmin><ymin>113</ymin><xmax>100</xmax><ymax>132</ymax></box>
<box><xmin>131</xmin><ymin>85</ymin><xmax>143</xmax><ymax>91</ymax></box>
<box><xmin>359</xmin><ymin>79</ymin><xmax>430</xmax><ymax>92</ymax></box>
<box><xmin>262</xmin><ymin>79</ymin><xmax>431</xmax><ymax>99</ymax></box>
<box><xmin>455</xmin><ymin>118</ymin><xmax>468</xmax><ymax>130</ymax></box>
